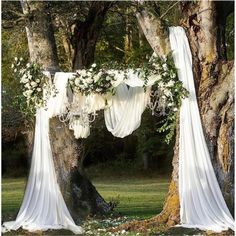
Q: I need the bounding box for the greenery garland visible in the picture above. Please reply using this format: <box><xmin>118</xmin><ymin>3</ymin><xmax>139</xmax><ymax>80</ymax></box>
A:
<box><xmin>12</xmin><ymin>57</ymin><xmax>57</xmax><ymax>115</ymax></box>
<box><xmin>13</xmin><ymin>53</ymin><xmax>188</xmax><ymax>144</ymax></box>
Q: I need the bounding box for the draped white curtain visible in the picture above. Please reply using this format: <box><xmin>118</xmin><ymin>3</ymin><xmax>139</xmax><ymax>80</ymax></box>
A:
<box><xmin>2</xmin><ymin>26</ymin><xmax>234</xmax><ymax>234</ymax></box>
<box><xmin>169</xmin><ymin>26</ymin><xmax>235</xmax><ymax>232</ymax></box>
<box><xmin>2</xmin><ymin>108</ymin><xmax>84</xmax><ymax>234</ymax></box>
<box><xmin>104</xmin><ymin>84</ymin><xmax>150</xmax><ymax>138</ymax></box>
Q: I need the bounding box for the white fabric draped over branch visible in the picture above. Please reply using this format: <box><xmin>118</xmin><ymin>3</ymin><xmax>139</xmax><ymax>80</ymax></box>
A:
<box><xmin>2</xmin><ymin>26</ymin><xmax>234</xmax><ymax>234</ymax></box>
<box><xmin>169</xmin><ymin>26</ymin><xmax>234</xmax><ymax>232</ymax></box>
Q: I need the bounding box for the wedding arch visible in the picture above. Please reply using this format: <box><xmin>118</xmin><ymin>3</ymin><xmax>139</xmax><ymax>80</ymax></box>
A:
<box><xmin>2</xmin><ymin>27</ymin><xmax>234</xmax><ymax>234</ymax></box>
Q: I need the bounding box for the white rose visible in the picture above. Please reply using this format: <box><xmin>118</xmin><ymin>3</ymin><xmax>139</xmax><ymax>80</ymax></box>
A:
<box><xmin>80</xmin><ymin>69</ymin><xmax>87</xmax><ymax>77</ymax></box>
<box><xmin>24</xmin><ymin>83</ymin><xmax>31</xmax><ymax>89</ymax></box>
<box><xmin>87</xmin><ymin>78</ymin><xmax>93</xmax><ymax>84</ymax></box>
<box><xmin>94</xmin><ymin>74</ymin><xmax>100</xmax><ymax>83</ymax></box>
<box><xmin>75</xmin><ymin>78</ymin><xmax>80</xmax><ymax>86</ymax></box>
<box><xmin>20</xmin><ymin>76</ymin><xmax>29</xmax><ymax>84</ymax></box>
<box><xmin>167</xmin><ymin>81</ymin><xmax>175</xmax><ymax>87</ymax></box>
<box><xmin>162</xmin><ymin>63</ymin><xmax>168</xmax><ymax>71</ymax></box>
<box><xmin>91</xmin><ymin>63</ymin><xmax>96</xmax><ymax>68</ymax></box>
<box><xmin>30</xmin><ymin>81</ymin><xmax>37</xmax><ymax>87</ymax></box>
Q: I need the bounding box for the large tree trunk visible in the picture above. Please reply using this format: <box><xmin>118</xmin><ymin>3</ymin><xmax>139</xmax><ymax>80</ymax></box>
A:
<box><xmin>117</xmin><ymin>1</ymin><xmax>234</xmax><ymax>232</ymax></box>
<box><xmin>71</xmin><ymin>2</ymin><xmax>112</xmax><ymax>70</ymax></box>
<box><xmin>21</xmin><ymin>0</ymin><xmax>111</xmax><ymax>221</ymax></box>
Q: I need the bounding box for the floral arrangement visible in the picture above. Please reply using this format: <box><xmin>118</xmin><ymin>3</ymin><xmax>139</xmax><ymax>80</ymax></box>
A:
<box><xmin>12</xmin><ymin>57</ymin><xmax>57</xmax><ymax>113</ymax></box>
<box><xmin>145</xmin><ymin>55</ymin><xmax>189</xmax><ymax>144</ymax></box>
<box><xmin>69</xmin><ymin>63</ymin><xmax>117</xmax><ymax>96</ymax></box>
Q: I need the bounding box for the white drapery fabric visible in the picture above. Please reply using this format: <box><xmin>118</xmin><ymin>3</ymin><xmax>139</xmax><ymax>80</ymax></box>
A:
<box><xmin>2</xmin><ymin>108</ymin><xmax>84</xmax><ymax>234</ymax></box>
<box><xmin>2</xmin><ymin>26</ymin><xmax>234</xmax><ymax>234</ymax></box>
<box><xmin>104</xmin><ymin>84</ymin><xmax>150</xmax><ymax>138</ymax></box>
<box><xmin>169</xmin><ymin>26</ymin><xmax>235</xmax><ymax>232</ymax></box>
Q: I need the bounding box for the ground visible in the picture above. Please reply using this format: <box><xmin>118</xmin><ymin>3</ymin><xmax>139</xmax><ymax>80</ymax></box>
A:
<box><xmin>2</xmin><ymin>175</ymin><xmax>234</xmax><ymax>236</ymax></box>
<box><xmin>2</xmin><ymin>175</ymin><xmax>170</xmax><ymax>235</ymax></box>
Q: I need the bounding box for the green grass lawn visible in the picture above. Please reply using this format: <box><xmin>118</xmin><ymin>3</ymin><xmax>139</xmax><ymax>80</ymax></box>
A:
<box><xmin>2</xmin><ymin>176</ymin><xmax>170</xmax><ymax>235</ymax></box>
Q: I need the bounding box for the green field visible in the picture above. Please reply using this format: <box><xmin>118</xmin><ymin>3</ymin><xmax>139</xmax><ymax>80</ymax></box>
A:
<box><xmin>2</xmin><ymin>176</ymin><xmax>170</xmax><ymax>235</ymax></box>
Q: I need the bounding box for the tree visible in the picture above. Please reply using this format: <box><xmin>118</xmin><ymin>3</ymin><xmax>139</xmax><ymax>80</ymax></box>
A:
<box><xmin>117</xmin><ymin>1</ymin><xmax>234</xmax><ymax>232</ymax></box>
<box><xmin>19</xmin><ymin>0</ymin><xmax>113</xmax><ymax>221</ymax></box>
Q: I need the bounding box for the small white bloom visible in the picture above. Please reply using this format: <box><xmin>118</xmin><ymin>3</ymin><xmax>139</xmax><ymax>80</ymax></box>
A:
<box><xmin>87</xmin><ymin>72</ymin><xmax>92</xmax><ymax>77</ymax></box>
<box><xmin>30</xmin><ymin>81</ymin><xmax>37</xmax><ymax>87</ymax></box>
<box><xmin>11</xmin><ymin>64</ymin><xmax>14</xmax><ymax>68</ymax></box>
<box><xmin>87</xmin><ymin>78</ymin><xmax>93</xmax><ymax>84</ymax></box>
<box><xmin>36</xmin><ymin>79</ymin><xmax>40</xmax><ymax>83</ymax></box>
<box><xmin>94</xmin><ymin>74</ymin><xmax>100</xmax><ymax>83</ymax></box>
<box><xmin>24</xmin><ymin>83</ymin><xmax>31</xmax><ymax>89</ymax></box>
<box><xmin>20</xmin><ymin>76</ymin><xmax>29</xmax><ymax>84</ymax></box>
<box><xmin>14</xmin><ymin>57</ymin><xmax>18</xmax><ymax>61</ymax></box>
<box><xmin>20</xmin><ymin>57</ymin><xmax>23</xmax><ymax>61</ymax></box>
<box><xmin>14</xmin><ymin>68</ymin><xmax>17</xmax><ymax>73</ymax></box>
<box><xmin>37</xmin><ymin>88</ymin><xmax>42</xmax><ymax>92</ymax></box>
<box><xmin>167</xmin><ymin>81</ymin><xmax>175</xmax><ymax>87</ymax></box>
<box><xmin>91</xmin><ymin>63</ymin><xmax>96</xmax><ymax>68</ymax></box>
<box><xmin>74</xmin><ymin>78</ymin><xmax>80</xmax><ymax>86</ymax></box>
<box><xmin>80</xmin><ymin>69</ymin><xmax>87</xmax><ymax>77</ymax></box>
<box><xmin>173</xmin><ymin>108</ymin><xmax>178</xmax><ymax>112</ymax></box>
<box><xmin>162</xmin><ymin>63</ymin><xmax>168</xmax><ymax>71</ymax></box>
<box><xmin>26</xmin><ymin>63</ymin><xmax>30</xmax><ymax>68</ymax></box>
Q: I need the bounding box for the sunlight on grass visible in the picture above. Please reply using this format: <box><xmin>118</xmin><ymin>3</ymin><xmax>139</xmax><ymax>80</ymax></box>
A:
<box><xmin>2</xmin><ymin>177</ymin><xmax>170</xmax><ymax>235</ymax></box>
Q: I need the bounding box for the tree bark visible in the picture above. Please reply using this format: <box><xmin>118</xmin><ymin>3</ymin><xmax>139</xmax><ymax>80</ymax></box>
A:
<box><xmin>116</xmin><ymin>1</ymin><xmax>234</xmax><ymax>232</ymax></box>
<box><xmin>71</xmin><ymin>2</ymin><xmax>112</xmax><ymax>70</ymax></box>
<box><xmin>21</xmin><ymin>0</ymin><xmax>111</xmax><ymax>221</ymax></box>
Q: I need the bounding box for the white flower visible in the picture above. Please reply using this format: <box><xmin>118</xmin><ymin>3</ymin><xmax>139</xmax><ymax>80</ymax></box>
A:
<box><xmin>36</xmin><ymin>79</ymin><xmax>40</xmax><ymax>83</ymax></box>
<box><xmin>80</xmin><ymin>69</ymin><xmax>87</xmax><ymax>77</ymax></box>
<box><xmin>166</xmin><ymin>81</ymin><xmax>175</xmax><ymax>87</ymax></box>
<box><xmin>14</xmin><ymin>68</ymin><xmax>17</xmax><ymax>73</ymax></box>
<box><xmin>173</xmin><ymin>108</ymin><xmax>178</xmax><ymax>112</ymax></box>
<box><xmin>162</xmin><ymin>63</ymin><xmax>168</xmax><ymax>71</ymax></box>
<box><xmin>20</xmin><ymin>75</ymin><xmax>29</xmax><ymax>84</ymax></box>
<box><xmin>24</xmin><ymin>83</ymin><xmax>31</xmax><ymax>89</ymax></box>
<box><xmin>26</xmin><ymin>63</ymin><xmax>30</xmax><ymax>68</ymax></box>
<box><xmin>87</xmin><ymin>72</ymin><xmax>92</xmax><ymax>77</ymax></box>
<box><xmin>162</xmin><ymin>72</ymin><xmax>168</xmax><ymax>77</ymax></box>
<box><xmin>23</xmin><ymin>90</ymin><xmax>33</xmax><ymax>97</ymax></box>
<box><xmin>94</xmin><ymin>74</ymin><xmax>100</xmax><ymax>83</ymax></box>
<box><xmin>106</xmin><ymin>76</ymin><xmax>111</xmax><ymax>81</ymax></box>
<box><xmin>37</xmin><ymin>88</ymin><xmax>42</xmax><ymax>92</ymax></box>
<box><xmin>14</xmin><ymin>57</ymin><xmax>18</xmax><ymax>61</ymax></box>
<box><xmin>11</xmin><ymin>64</ymin><xmax>14</xmax><ymax>68</ymax></box>
<box><xmin>168</xmin><ymin>103</ymin><xmax>174</xmax><ymax>107</ymax></box>
<box><xmin>75</xmin><ymin>78</ymin><xmax>81</xmax><ymax>86</ymax></box>
<box><xmin>30</xmin><ymin>81</ymin><xmax>37</xmax><ymax>87</ymax></box>
<box><xmin>20</xmin><ymin>57</ymin><xmax>23</xmax><ymax>61</ymax></box>
<box><xmin>91</xmin><ymin>63</ymin><xmax>96</xmax><ymax>68</ymax></box>
<box><xmin>87</xmin><ymin>78</ymin><xmax>93</xmax><ymax>84</ymax></box>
